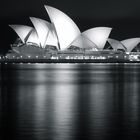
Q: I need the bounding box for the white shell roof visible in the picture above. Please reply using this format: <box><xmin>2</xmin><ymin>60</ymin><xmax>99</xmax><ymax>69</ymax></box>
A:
<box><xmin>9</xmin><ymin>25</ymin><xmax>33</xmax><ymax>43</ymax></box>
<box><xmin>45</xmin><ymin>29</ymin><xmax>58</xmax><ymax>48</ymax></box>
<box><xmin>82</xmin><ymin>27</ymin><xmax>112</xmax><ymax>50</ymax></box>
<box><xmin>26</xmin><ymin>29</ymin><xmax>40</xmax><ymax>46</ymax></box>
<box><xmin>108</xmin><ymin>38</ymin><xmax>126</xmax><ymax>51</ymax></box>
<box><xmin>30</xmin><ymin>17</ymin><xmax>50</xmax><ymax>48</ymax></box>
<box><xmin>45</xmin><ymin>5</ymin><xmax>81</xmax><ymax>50</ymax></box>
<box><xmin>121</xmin><ymin>38</ymin><xmax>140</xmax><ymax>52</ymax></box>
<box><xmin>70</xmin><ymin>35</ymin><xmax>98</xmax><ymax>50</ymax></box>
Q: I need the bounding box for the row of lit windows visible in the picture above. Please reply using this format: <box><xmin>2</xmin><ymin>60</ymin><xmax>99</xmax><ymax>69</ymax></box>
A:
<box><xmin>51</xmin><ymin>56</ymin><xmax>107</xmax><ymax>60</ymax></box>
<box><xmin>1</xmin><ymin>55</ymin><xmax>138</xmax><ymax>60</ymax></box>
<box><xmin>3</xmin><ymin>55</ymin><xmax>47</xmax><ymax>59</ymax></box>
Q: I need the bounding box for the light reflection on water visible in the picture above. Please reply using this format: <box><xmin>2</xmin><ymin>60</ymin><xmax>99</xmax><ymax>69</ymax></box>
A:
<box><xmin>0</xmin><ymin>63</ymin><xmax>140</xmax><ymax>140</ymax></box>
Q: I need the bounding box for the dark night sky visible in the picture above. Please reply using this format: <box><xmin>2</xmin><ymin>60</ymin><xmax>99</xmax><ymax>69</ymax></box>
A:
<box><xmin>0</xmin><ymin>0</ymin><xmax>140</xmax><ymax>53</ymax></box>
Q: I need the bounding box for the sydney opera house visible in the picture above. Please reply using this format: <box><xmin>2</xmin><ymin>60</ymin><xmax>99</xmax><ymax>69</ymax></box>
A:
<box><xmin>5</xmin><ymin>5</ymin><xmax>140</xmax><ymax>62</ymax></box>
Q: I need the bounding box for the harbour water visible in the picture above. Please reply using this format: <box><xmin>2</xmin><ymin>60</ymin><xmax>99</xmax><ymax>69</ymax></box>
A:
<box><xmin>0</xmin><ymin>63</ymin><xmax>140</xmax><ymax>140</ymax></box>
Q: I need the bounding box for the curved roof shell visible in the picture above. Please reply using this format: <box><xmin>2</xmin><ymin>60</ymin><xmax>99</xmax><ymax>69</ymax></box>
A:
<box><xmin>107</xmin><ymin>38</ymin><xmax>126</xmax><ymax>51</ymax></box>
<box><xmin>45</xmin><ymin>5</ymin><xmax>81</xmax><ymax>50</ymax></box>
<box><xmin>82</xmin><ymin>27</ymin><xmax>112</xmax><ymax>50</ymax></box>
<box><xmin>9</xmin><ymin>25</ymin><xmax>33</xmax><ymax>43</ymax></box>
<box><xmin>26</xmin><ymin>29</ymin><xmax>40</xmax><ymax>46</ymax></box>
<box><xmin>45</xmin><ymin>24</ymin><xmax>58</xmax><ymax>48</ymax></box>
<box><xmin>69</xmin><ymin>35</ymin><xmax>98</xmax><ymax>51</ymax></box>
<box><xmin>30</xmin><ymin>17</ymin><xmax>51</xmax><ymax>48</ymax></box>
<box><xmin>121</xmin><ymin>38</ymin><xmax>140</xmax><ymax>52</ymax></box>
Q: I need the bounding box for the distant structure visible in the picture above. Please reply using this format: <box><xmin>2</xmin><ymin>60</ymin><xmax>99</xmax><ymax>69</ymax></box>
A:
<box><xmin>5</xmin><ymin>5</ymin><xmax>140</xmax><ymax>62</ymax></box>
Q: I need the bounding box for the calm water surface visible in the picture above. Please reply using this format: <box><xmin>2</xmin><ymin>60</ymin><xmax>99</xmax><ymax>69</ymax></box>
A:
<box><xmin>0</xmin><ymin>63</ymin><xmax>140</xmax><ymax>140</ymax></box>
